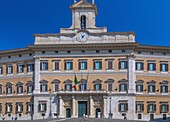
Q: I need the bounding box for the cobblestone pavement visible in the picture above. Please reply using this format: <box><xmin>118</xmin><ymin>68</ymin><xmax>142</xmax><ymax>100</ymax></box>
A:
<box><xmin>3</xmin><ymin>118</ymin><xmax>149</xmax><ymax>122</ymax></box>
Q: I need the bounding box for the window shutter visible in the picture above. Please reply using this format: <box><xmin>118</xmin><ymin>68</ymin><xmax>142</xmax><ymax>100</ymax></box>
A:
<box><xmin>55</xmin><ymin>84</ymin><xmax>59</xmax><ymax>91</ymax></box>
<box><xmin>40</xmin><ymin>63</ymin><xmax>42</xmax><ymax>70</ymax></box>
<box><xmin>46</xmin><ymin>62</ymin><xmax>48</xmax><ymax>70</ymax></box>
<box><xmin>135</xmin><ymin>104</ymin><xmax>137</xmax><ymax>112</ymax></box>
<box><xmin>26</xmin><ymin>104</ymin><xmax>28</xmax><ymax>112</ymax></box>
<box><xmin>27</xmin><ymin>86</ymin><xmax>29</xmax><ymax>93</ymax></box>
<box><xmin>32</xmin><ymin>64</ymin><xmax>35</xmax><ymax>71</ymax></box>
<box><xmin>71</xmin><ymin>62</ymin><xmax>73</xmax><ymax>70</ymax></box>
<box><xmin>85</xmin><ymin>62</ymin><xmax>87</xmax><ymax>69</ymax></box>
<box><xmin>135</xmin><ymin>62</ymin><xmax>137</xmax><ymax>70</ymax></box>
<box><xmin>148</xmin><ymin>85</ymin><xmax>150</xmax><ymax>93</ymax></box>
<box><xmin>167</xmin><ymin>105</ymin><xmax>169</xmax><ymax>112</ymax></box>
<box><xmin>27</xmin><ymin>64</ymin><xmax>29</xmax><ymax>72</ymax></box>
<box><xmin>45</xmin><ymin>103</ymin><xmax>47</xmax><ymax>111</ymax></box>
<box><xmin>119</xmin><ymin>84</ymin><xmax>121</xmax><ymax>92</ymax></box>
<box><xmin>38</xmin><ymin>103</ymin><xmax>41</xmax><ymax>112</ymax></box>
<box><xmin>126</xmin><ymin>61</ymin><xmax>128</xmax><ymax>69</ymax></box>
<box><xmin>6</xmin><ymin>66</ymin><xmax>8</xmax><ymax>74</ymax></box>
<box><xmin>64</xmin><ymin>62</ymin><xmax>66</xmax><ymax>70</ymax></box>
<box><xmin>1</xmin><ymin>67</ymin><xmax>3</xmax><ymax>74</ymax></box>
<box><xmin>11</xmin><ymin>105</ymin><xmax>12</xmax><ymax>112</ymax></box>
<box><xmin>46</xmin><ymin>84</ymin><xmax>48</xmax><ymax>92</ymax></box>
<box><xmin>141</xmin><ymin>85</ymin><xmax>143</xmax><ymax>91</ymax></box>
<box><xmin>147</xmin><ymin>105</ymin><xmax>149</xmax><ymax>113</ymax></box>
<box><xmin>136</xmin><ymin>85</ymin><xmax>138</xmax><ymax>92</ymax></box>
<box><xmin>126</xmin><ymin>103</ymin><xmax>128</xmax><ymax>111</ymax></box>
<box><xmin>79</xmin><ymin>62</ymin><xmax>81</xmax><ymax>70</ymax></box>
<box><xmin>160</xmin><ymin>86</ymin><xmax>162</xmax><ymax>93</ymax></box>
<box><xmin>40</xmin><ymin>85</ymin><xmax>42</xmax><ymax>92</ymax></box>
<box><xmin>166</xmin><ymin>64</ymin><xmax>168</xmax><ymax>71</ymax></box>
<box><xmin>160</xmin><ymin>64</ymin><xmax>162</xmax><ymax>71</ymax></box>
<box><xmin>147</xmin><ymin>63</ymin><xmax>150</xmax><ymax>71</ymax></box>
<box><xmin>118</xmin><ymin>104</ymin><xmax>121</xmax><ymax>112</ymax></box>
<box><xmin>5</xmin><ymin>105</ymin><xmax>7</xmax><ymax>113</ymax></box>
<box><xmin>166</xmin><ymin>86</ymin><xmax>168</xmax><ymax>92</ymax></box>
<box><xmin>153</xmin><ymin>63</ymin><xmax>156</xmax><ymax>71</ymax></box>
<box><xmin>100</xmin><ymin>62</ymin><xmax>102</xmax><ymax>69</ymax></box>
<box><xmin>119</xmin><ymin>61</ymin><xmax>121</xmax><ymax>69</ymax></box>
<box><xmin>153</xmin><ymin>85</ymin><xmax>155</xmax><ymax>92</ymax></box>
<box><xmin>21</xmin><ymin>105</ymin><xmax>23</xmax><ymax>112</ymax></box>
<box><xmin>141</xmin><ymin>63</ymin><xmax>144</xmax><ymax>70</ymax></box>
<box><xmin>160</xmin><ymin>105</ymin><xmax>162</xmax><ymax>113</ymax></box>
<box><xmin>11</xmin><ymin>66</ymin><xmax>13</xmax><ymax>73</ymax></box>
<box><xmin>93</xmin><ymin>62</ymin><xmax>95</xmax><ymax>70</ymax></box>
<box><xmin>94</xmin><ymin>84</ymin><xmax>96</xmax><ymax>90</ymax></box>
<box><xmin>142</xmin><ymin>104</ymin><xmax>144</xmax><ymax>111</ymax></box>
<box><xmin>17</xmin><ymin>87</ymin><xmax>19</xmax><ymax>94</ymax></box>
<box><xmin>108</xmin><ymin>84</ymin><xmax>112</xmax><ymax>91</ymax></box>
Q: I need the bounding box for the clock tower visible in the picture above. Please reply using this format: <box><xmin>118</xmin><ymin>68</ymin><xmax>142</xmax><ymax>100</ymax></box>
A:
<box><xmin>60</xmin><ymin>0</ymin><xmax>107</xmax><ymax>33</ymax></box>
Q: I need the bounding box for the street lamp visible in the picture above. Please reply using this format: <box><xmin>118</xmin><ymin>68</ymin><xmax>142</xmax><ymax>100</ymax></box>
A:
<box><xmin>109</xmin><ymin>93</ymin><xmax>113</xmax><ymax>118</ymax></box>
<box><xmin>49</xmin><ymin>89</ymin><xmax>52</xmax><ymax>118</ymax></box>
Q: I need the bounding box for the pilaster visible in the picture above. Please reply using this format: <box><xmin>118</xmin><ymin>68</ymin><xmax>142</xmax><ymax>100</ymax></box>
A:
<box><xmin>127</xmin><ymin>53</ymin><xmax>136</xmax><ymax>93</ymax></box>
<box><xmin>89</xmin><ymin>96</ymin><xmax>93</xmax><ymax>118</ymax></box>
<box><xmin>33</xmin><ymin>56</ymin><xmax>40</xmax><ymax>94</ymax></box>
<box><xmin>59</xmin><ymin>96</ymin><xmax>64</xmax><ymax>118</ymax></box>
<box><xmin>71</xmin><ymin>96</ymin><xmax>76</xmax><ymax>118</ymax></box>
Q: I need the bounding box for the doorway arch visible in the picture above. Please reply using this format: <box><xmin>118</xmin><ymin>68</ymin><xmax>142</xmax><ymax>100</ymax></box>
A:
<box><xmin>95</xmin><ymin>108</ymin><xmax>101</xmax><ymax>118</ymax></box>
<box><xmin>66</xmin><ymin>108</ymin><xmax>71</xmax><ymax>118</ymax></box>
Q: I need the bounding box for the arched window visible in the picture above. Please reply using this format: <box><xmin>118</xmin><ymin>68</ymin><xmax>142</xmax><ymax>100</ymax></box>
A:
<box><xmin>81</xmin><ymin>15</ymin><xmax>86</xmax><ymax>29</ymax></box>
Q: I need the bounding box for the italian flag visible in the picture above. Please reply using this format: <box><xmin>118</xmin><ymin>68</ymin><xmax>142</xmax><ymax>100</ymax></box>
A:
<box><xmin>73</xmin><ymin>74</ymin><xmax>78</xmax><ymax>90</ymax></box>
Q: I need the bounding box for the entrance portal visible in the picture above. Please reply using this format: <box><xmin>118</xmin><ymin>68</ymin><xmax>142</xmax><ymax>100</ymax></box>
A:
<box><xmin>78</xmin><ymin>101</ymin><xmax>87</xmax><ymax>117</ymax></box>
<box><xmin>96</xmin><ymin>108</ymin><xmax>101</xmax><ymax>118</ymax></box>
<box><xmin>66</xmin><ymin>108</ymin><xmax>71</xmax><ymax>118</ymax></box>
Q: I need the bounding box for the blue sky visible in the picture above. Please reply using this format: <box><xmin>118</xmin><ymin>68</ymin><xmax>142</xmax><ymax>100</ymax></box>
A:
<box><xmin>0</xmin><ymin>0</ymin><xmax>170</xmax><ymax>50</ymax></box>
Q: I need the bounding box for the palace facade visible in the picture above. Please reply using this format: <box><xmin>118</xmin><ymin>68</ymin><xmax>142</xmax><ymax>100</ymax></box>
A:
<box><xmin>0</xmin><ymin>0</ymin><xmax>170</xmax><ymax>121</ymax></box>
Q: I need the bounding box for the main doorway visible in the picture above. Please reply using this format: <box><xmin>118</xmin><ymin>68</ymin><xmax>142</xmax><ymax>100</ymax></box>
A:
<box><xmin>78</xmin><ymin>101</ymin><xmax>87</xmax><ymax>117</ymax></box>
<box><xmin>66</xmin><ymin>108</ymin><xmax>71</xmax><ymax>118</ymax></box>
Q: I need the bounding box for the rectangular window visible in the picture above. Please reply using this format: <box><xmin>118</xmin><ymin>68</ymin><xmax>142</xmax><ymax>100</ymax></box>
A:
<box><xmin>136</xmin><ymin>104</ymin><xmax>144</xmax><ymax>112</ymax></box>
<box><xmin>160</xmin><ymin>64</ymin><xmax>168</xmax><ymax>72</ymax></box>
<box><xmin>80</xmin><ymin>84</ymin><xmax>87</xmax><ymax>90</ymax></box>
<box><xmin>120</xmin><ymin>84</ymin><xmax>127</xmax><ymax>92</ymax></box>
<box><xmin>148</xmin><ymin>85</ymin><xmax>155</xmax><ymax>93</ymax></box>
<box><xmin>148</xmin><ymin>63</ymin><xmax>156</xmax><ymax>71</ymax></box>
<box><xmin>40</xmin><ymin>62</ymin><xmax>48</xmax><ymax>71</ymax></box>
<box><xmin>28</xmin><ymin>85</ymin><xmax>34</xmax><ymax>93</ymax></box>
<box><xmin>27</xmin><ymin>64</ymin><xmax>34</xmax><ymax>72</ymax></box>
<box><xmin>161</xmin><ymin>104</ymin><xmax>169</xmax><ymax>113</ymax></box>
<box><xmin>0</xmin><ymin>104</ymin><xmax>2</xmax><ymax>113</ymax></box>
<box><xmin>16</xmin><ymin>104</ymin><xmax>23</xmax><ymax>112</ymax></box>
<box><xmin>119</xmin><ymin>103</ymin><xmax>128</xmax><ymax>112</ymax></box>
<box><xmin>18</xmin><ymin>64</ymin><xmax>24</xmax><ymax>73</ymax></box>
<box><xmin>54</xmin><ymin>61</ymin><xmax>60</xmax><ymax>70</ymax></box>
<box><xmin>7</xmin><ymin>87</ymin><xmax>12</xmax><ymax>94</ymax></box>
<box><xmin>6</xmin><ymin>104</ymin><xmax>12</xmax><ymax>113</ymax></box>
<box><xmin>119</xmin><ymin>61</ymin><xmax>127</xmax><ymax>70</ymax></box>
<box><xmin>79</xmin><ymin>61</ymin><xmax>87</xmax><ymax>70</ymax></box>
<box><xmin>65</xmin><ymin>84</ymin><xmax>72</xmax><ymax>91</ymax></box>
<box><xmin>107</xmin><ymin>60</ymin><xmax>114</xmax><ymax>70</ymax></box>
<box><xmin>161</xmin><ymin>85</ymin><xmax>168</xmax><ymax>93</ymax></box>
<box><xmin>17</xmin><ymin>86</ymin><xmax>23</xmax><ymax>94</ymax></box>
<box><xmin>94</xmin><ymin>61</ymin><xmax>102</xmax><ymax>70</ymax></box>
<box><xmin>7</xmin><ymin>65</ymin><xmax>13</xmax><ymax>74</ymax></box>
<box><xmin>94</xmin><ymin>84</ymin><xmax>101</xmax><ymax>90</ymax></box>
<box><xmin>54</xmin><ymin>84</ymin><xmax>59</xmax><ymax>91</ymax></box>
<box><xmin>0</xmin><ymin>86</ymin><xmax>2</xmax><ymax>95</ymax></box>
<box><xmin>0</xmin><ymin>67</ymin><xmax>3</xmax><ymax>75</ymax></box>
<box><xmin>38</xmin><ymin>103</ymin><xmax>47</xmax><ymax>112</ymax></box>
<box><xmin>108</xmin><ymin>83</ymin><xmax>113</xmax><ymax>91</ymax></box>
<box><xmin>136</xmin><ymin>62</ymin><xmax>144</xmax><ymax>71</ymax></box>
<box><xmin>40</xmin><ymin>84</ymin><xmax>48</xmax><ymax>92</ymax></box>
<box><xmin>65</xmin><ymin>61</ymin><xmax>73</xmax><ymax>70</ymax></box>
<box><xmin>136</xmin><ymin>84</ymin><xmax>143</xmax><ymax>92</ymax></box>
<box><xmin>148</xmin><ymin>104</ymin><xmax>156</xmax><ymax>113</ymax></box>
<box><xmin>138</xmin><ymin>114</ymin><xmax>142</xmax><ymax>119</ymax></box>
<box><xmin>27</xmin><ymin>103</ymin><xmax>33</xmax><ymax>112</ymax></box>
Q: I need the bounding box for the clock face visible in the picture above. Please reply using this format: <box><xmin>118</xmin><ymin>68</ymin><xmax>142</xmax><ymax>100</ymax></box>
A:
<box><xmin>76</xmin><ymin>32</ymin><xmax>88</xmax><ymax>42</ymax></box>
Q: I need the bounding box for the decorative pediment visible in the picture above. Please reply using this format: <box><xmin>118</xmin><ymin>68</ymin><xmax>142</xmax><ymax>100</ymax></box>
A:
<box><xmin>64</xmin><ymin>79</ymin><xmax>73</xmax><ymax>84</ymax></box>
<box><xmin>52</xmin><ymin>79</ymin><xmax>61</xmax><ymax>84</ymax></box>
<box><xmin>39</xmin><ymin>79</ymin><xmax>48</xmax><ymax>83</ymax></box>
<box><xmin>105</xmin><ymin>78</ymin><xmax>114</xmax><ymax>83</ymax></box>
<box><xmin>79</xmin><ymin>79</ymin><xmax>87</xmax><ymax>83</ymax></box>
<box><xmin>16</xmin><ymin>81</ymin><xmax>23</xmax><ymax>86</ymax></box>
<box><xmin>93</xmin><ymin>79</ymin><xmax>102</xmax><ymax>83</ymax></box>
<box><xmin>118</xmin><ymin>78</ymin><xmax>128</xmax><ymax>83</ymax></box>
<box><xmin>6</xmin><ymin>82</ymin><xmax>13</xmax><ymax>87</ymax></box>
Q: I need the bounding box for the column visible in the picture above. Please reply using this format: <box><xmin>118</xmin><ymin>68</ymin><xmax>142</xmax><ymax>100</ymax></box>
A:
<box><xmin>127</xmin><ymin>53</ymin><xmax>136</xmax><ymax>93</ymax></box>
<box><xmin>71</xmin><ymin>96</ymin><xmax>76</xmax><ymax>118</ymax></box>
<box><xmin>59</xmin><ymin>96</ymin><xmax>64</xmax><ymax>118</ymax></box>
<box><xmin>103</xmin><ymin>96</ymin><xmax>107</xmax><ymax>118</ymax></box>
<box><xmin>89</xmin><ymin>96</ymin><xmax>93</xmax><ymax>118</ymax></box>
<box><xmin>33</xmin><ymin>56</ymin><xmax>40</xmax><ymax>94</ymax></box>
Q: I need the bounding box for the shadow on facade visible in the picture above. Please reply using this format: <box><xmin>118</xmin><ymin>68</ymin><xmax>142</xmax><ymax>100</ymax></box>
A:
<box><xmin>149</xmin><ymin>117</ymin><xmax>170</xmax><ymax>122</ymax></box>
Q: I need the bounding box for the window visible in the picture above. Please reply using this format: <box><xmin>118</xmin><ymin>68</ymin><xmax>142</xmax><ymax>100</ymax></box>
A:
<box><xmin>81</xmin><ymin>15</ymin><xmax>86</xmax><ymax>29</ymax></box>
<box><xmin>40</xmin><ymin>62</ymin><xmax>48</xmax><ymax>71</ymax></box>
<box><xmin>6</xmin><ymin>82</ymin><xmax>13</xmax><ymax>95</ymax></box>
<box><xmin>108</xmin><ymin>83</ymin><xmax>113</xmax><ymax>91</ymax></box>
<box><xmin>136</xmin><ymin>62</ymin><xmax>144</xmax><ymax>71</ymax></box>
<box><xmin>147</xmin><ymin>103</ymin><xmax>156</xmax><ymax>113</ymax></box>
<box><xmin>40</xmin><ymin>84</ymin><xmax>48</xmax><ymax>92</ymax></box>
<box><xmin>80</xmin><ymin>83</ymin><xmax>87</xmax><ymax>91</ymax></box>
<box><xmin>67</xmin><ymin>51</ymin><xmax>71</xmax><ymax>54</ymax></box>
<box><xmin>19</xmin><ymin>55</ymin><xmax>22</xmax><ymax>57</ymax></box>
<box><xmin>108</xmin><ymin>50</ymin><xmax>112</xmax><ymax>53</ymax></box>
<box><xmin>160</xmin><ymin>63</ymin><xmax>168</xmax><ymax>72</ymax></box>
<box><xmin>160</xmin><ymin>104</ymin><xmax>169</xmax><ymax>113</ymax></box>
<box><xmin>16</xmin><ymin>103</ymin><xmax>23</xmax><ymax>113</ymax></box>
<box><xmin>38</xmin><ymin>102</ymin><xmax>47</xmax><ymax>112</ymax></box>
<box><xmin>79</xmin><ymin>61</ymin><xmax>87</xmax><ymax>70</ymax></box>
<box><xmin>65</xmin><ymin>84</ymin><xmax>72</xmax><ymax>91</ymax></box>
<box><xmin>27</xmin><ymin>103</ymin><xmax>33</xmax><ymax>113</ymax></box>
<box><xmin>163</xmin><ymin>52</ymin><xmax>166</xmax><ymax>56</ymax></box>
<box><xmin>122</xmin><ymin>50</ymin><xmax>126</xmax><ymax>53</ymax></box>
<box><xmin>6</xmin><ymin>103</ymin><xmax>12</xmax><ymax>113</ymax></box>
<box><xmin>138</xmin><ymin>51</ymin><xmax>141</xmax><ymax>54</ymax></box>
<box><xmin>42</xmin><ymin>51</ymin><xmax>45</xmax><ymax>54</ymax></box>
<box><xmin>107</xmin><ymin>60</ymin><xmax>114</xmax><ymax>70</ymax></box>
<box><xmin>81</xmin><ymin>50</ymin><xmax>85</xmax><ymax>53</ymax></box>
<box><xmin>136</xmin><ymin>84</ymin><xmax>143</xmax><ymax>92</ymax></box>
<box><xmin>7</xmin><ymin>65</ymin><xmax>13</xmax><ymax>74</ymax></box>
<box><xmin>119</xmin><ymin>102</ymin><xmax>128</xmax><ymax>112</ymax></box>
<box><xmin>55</xmin><ymin>51</ymin><xmax>58</xmax><ymax>54</ymax></box>
<box><xmin>138</xmin><ymin>114</ymin><xmax>142</xmax><ymax>119</ymax></box>
<box><xmin>0</xmin><ymin>85</ymin><xmax>2</xmax><ymax>95</ymax></box>
<box><xmin>27</xmin><ymin>85</ymin><xmax>34</xmax><ymax>93</ymax></box>
<box><xmin>119</xmin><ymin>61</ymin><xmax>128</xmax><ymax>70</ymax></box>
<box><xmin>18</xmin><ymin>64</ymin><xmax>24</xmax><ymax>73</ymax></box>
<box><xmin>96</xmin><ymin>50</ymin><xmax>100</xmax><ymax>53</ymax></box>
<box><xmin>136</xmin><ymin>102</ymin><xmax>144</xmax><ymax>112</ymax></box>
<box><xmin>54</xmin><ymin>84</ymin><xmax>59</xmax><ymax>91</ymax></box>
<box><xmin>94</xmin><ymin>84</ymin><xmax>101</xmax><ymax>90</ymax></box>
<box><xmin>161</xmin><ymin>85</ymin><xmax>168</xmax><ymax>93</ymax></box>
<box><xmin>65</xmin><ymin>61</ymin><xmax>73</xmax><ymax>70</ymax></box>
<box><xmin>93</xmin><ymin>60</ymin><xmax>102</xmax><ymax>70</ymax></box>
<box><xmin>27</xmin><ymin>64</ymin><xmax>34</xmax><ymax>72</ymax></box>
<box><xmin>148</xmin><ymin>84</ymin><xmax>155</xmax><ymax>93</ymax></box>
<box><xmin>17</xmin><ymin>85</ymin><xmax>23</xmax><ymax>94</ymax></box>
<box><xmin>150</xmin><ymin>52</ymin><xmax>154</xmax><ymax>55</ymax></box>
<box><xmin>0</xmin><ymin>67</ymin><xmax>3</xmax><ymax>75</ymax></box>
<box><xmin>119</xmin><ymin>84</ymin><xmax>127</xmax><ymax>92</ymax></box>
<box><xmin>148</xmin><ymin>62</ymin><xmax>156</xmax><ymax>71</ymax></box>
<box><xmin>53</xmin><ymin>61</ymin><xmax>60</xmax><ymax>70</ymax></box>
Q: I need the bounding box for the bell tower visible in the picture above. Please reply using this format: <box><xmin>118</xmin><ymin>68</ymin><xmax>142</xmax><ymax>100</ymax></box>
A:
<box><xmin>60</xmin><ymin>0</ymin><xmax>107</xmax><ymax>33</ymax></box>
